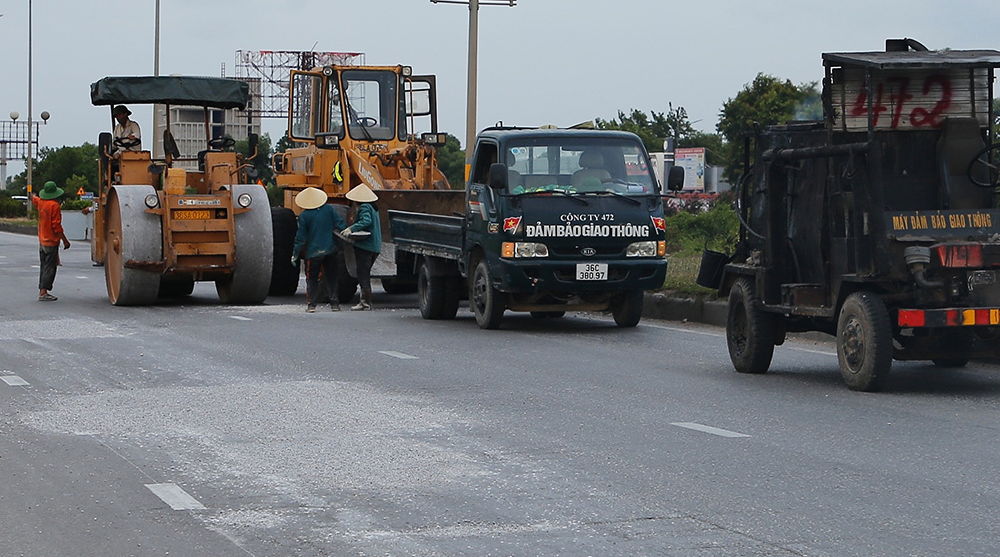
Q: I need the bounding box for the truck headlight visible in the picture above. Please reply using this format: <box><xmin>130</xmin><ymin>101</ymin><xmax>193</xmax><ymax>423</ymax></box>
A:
<box><xmin>502</xmin><ymin>242</ymin><xmax>549</xmax><ymax>258</ymax></box>
<box><xmin>626</xmin><ymin>241</ymin><xmax>657</xmax><ymax>257</ymax></box>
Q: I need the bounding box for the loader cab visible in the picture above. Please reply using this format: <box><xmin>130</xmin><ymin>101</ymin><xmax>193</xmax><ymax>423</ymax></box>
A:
<box><xmin>287</xmin><ymin>65</ymin><xmax>440</xmax><ymax>145</ymax></box>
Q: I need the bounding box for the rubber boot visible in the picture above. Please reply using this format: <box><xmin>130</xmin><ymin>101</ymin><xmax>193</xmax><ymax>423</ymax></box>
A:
<box><xmin>352</xmin><ymin>288</ymin><xmax>372</xmax><ymax>311</ymax></box>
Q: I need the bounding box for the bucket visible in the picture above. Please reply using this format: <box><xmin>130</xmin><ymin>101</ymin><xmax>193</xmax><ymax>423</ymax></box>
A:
<box><xmin>695</xmin><ymin>249</ymin><xmax>729</xmax><ymax>289</ymax></box>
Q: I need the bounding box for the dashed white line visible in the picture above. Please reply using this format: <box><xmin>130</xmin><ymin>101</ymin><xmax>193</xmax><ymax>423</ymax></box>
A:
<box><xmin>671</xmin><ymin>422</ymin><xmax>750</xmax><ymax>438</ymax></box>
<box><xmin>379</xmin><ymin>350</ymin><xmax>418</xmax><ymax>360</ymax></box>
<box><xmin>1</xmin><ymin>375</ymin><xmax>30</xmax><ymax>387</ymax></box>
<box><xmin>228</xmin><ymin>316</ymin><xmax>252</xmax><ymax>321</ymax></box>
<box><xmin>145</xmin><ymin>483</ymin><xmax>206</xmax><ymax>510</ymax></box>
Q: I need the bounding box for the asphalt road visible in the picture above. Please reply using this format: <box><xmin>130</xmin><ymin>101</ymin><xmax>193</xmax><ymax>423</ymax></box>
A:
<box><xmin>2</xmin><ymin>230</ymin><xmax>1000</xmax><ymax>557</ymax></box>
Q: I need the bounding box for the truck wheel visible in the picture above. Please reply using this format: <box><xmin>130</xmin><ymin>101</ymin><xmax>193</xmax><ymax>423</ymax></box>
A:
<box><xmin>726</xmin><ymin>277</ymin><xmax>776</xmax><ymax>374</ymax></box>
<box><xmin>217</xmin><ymin>185</ymin><xmax>273</xmax><ymax>304</ymax></box>
<box><xmin>268</xmin><ymin>207</ymin><xmax>299</xmax><ymax>296</ymax></box>
<box><xmin>611</xmin><ymin>290</ymin><xmax>644</xmax><ymax>327</ymax></box>
<box><xmin>382</xmin><ymin>277</ymin><xmax>418</xmax><ymax>294</ymax></box>
<box><xmin>418</xmin><ymin>263</ymin><xmax>446</xmax><ymax>319</ymax></box>
<box><xmin>441</xmin><ymin>276</ymin><xmax>461</xmax><ymax>320</ymax></box>
<box><xmin>837</xmin><ymin>292</ymin><xmax>893</xmax><ymax>391</ymax></box>
<box><xmin>104</xmin><ymin>186</ymin><xmax>162</xmax><ymax>306</ymax></box>
<box><xmin>471</xmin><ymin>259</ymin><xmax>504</xmax><ymax>329</ymax></box>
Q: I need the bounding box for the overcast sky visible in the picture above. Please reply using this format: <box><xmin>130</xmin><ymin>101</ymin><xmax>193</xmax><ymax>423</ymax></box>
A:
<box><xmin>1</xmin><ymin>0</ymin><xmax>999</xmax><ymax>176</ymax></box>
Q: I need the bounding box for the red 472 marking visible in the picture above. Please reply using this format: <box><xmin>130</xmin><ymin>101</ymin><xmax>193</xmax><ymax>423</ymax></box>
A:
<box><xmin>849</xmin><ymin>74</ymin><xmax>953</xmax><ymax>129</ymax></box>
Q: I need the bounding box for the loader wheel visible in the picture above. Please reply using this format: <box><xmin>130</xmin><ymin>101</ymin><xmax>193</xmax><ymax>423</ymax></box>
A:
<box><xmin>611</xmin><ymin>290</ymin><xmax>644</xmax><ymax>328</ymax></box>
<box><xmin>967</xmin><ymin>142</ymin><xmax>1000</xmax><ymax>188</ymax></box>
<box><xmin>837</xmin><ymin>292</ymin><xmax>893</xmax><ymax>392</ymax></box>
<box><xmin>268</xmin><ymin>207</ymin><xmax>300</xmax><ymax>296</ymax></box>
<box><xmin>104</xmin><ymin>186</ymin><xmax>162</xmax><ymax>306</ymax></box>
<box><xmin>726</xmin><ymin>277</ymin><xmax>776</xmax><ymax>374</ymax></box>
<box><xmin>217</xmin><ymin>185</ymin><xmax>273</xmax><ymax>304</ymax></box>
<box><xmin>471</xmin><ymin>258</ymin><xmax>505</xmax><ymax>329</ymax></box>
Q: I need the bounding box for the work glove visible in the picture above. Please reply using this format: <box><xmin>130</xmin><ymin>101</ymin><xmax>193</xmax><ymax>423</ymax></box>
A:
<box><xmin>341</xmin><ymin>228</ymin><xmax>352</xmax><ymax>236</ymax></box>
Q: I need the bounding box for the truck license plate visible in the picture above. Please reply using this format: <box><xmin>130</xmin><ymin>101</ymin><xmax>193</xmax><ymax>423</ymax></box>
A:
<box><xmin>576</xmin><ymin>263</ymin><xmax>608</xmax><ymax>281</ymax></box>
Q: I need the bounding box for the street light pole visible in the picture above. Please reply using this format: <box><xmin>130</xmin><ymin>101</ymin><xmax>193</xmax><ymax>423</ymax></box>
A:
<box><xmin>26</xmin><ymin>0</ymin><xmax>33</xmax><ymax>199</ymax></box>
<box><xmin>430</xmin><ymin>0</ymin><xmax>515</xmax><ymax>181</ymax></box>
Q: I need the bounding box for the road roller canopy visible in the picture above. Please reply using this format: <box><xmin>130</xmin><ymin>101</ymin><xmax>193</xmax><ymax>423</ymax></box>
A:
<box><xmin>90</xmin><ymin>76</ymin><xmax>249</xmax><ymax>109</ymax></box>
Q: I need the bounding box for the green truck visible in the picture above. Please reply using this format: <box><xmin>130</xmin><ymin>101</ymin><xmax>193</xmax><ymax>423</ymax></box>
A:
<box><xmin>388</xmin><ymin>126</ymin><xmax>683</xmax><ymax>329</ymax></box>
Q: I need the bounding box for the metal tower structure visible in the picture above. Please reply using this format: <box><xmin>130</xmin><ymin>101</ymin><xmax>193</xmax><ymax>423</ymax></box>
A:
<box><xmin>234</xmin><ymin>50</ymin><xmax>365</xmax><ymax>119</ymax></box>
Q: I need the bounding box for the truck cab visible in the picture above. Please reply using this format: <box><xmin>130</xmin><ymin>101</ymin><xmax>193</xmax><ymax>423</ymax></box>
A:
<box><xmin>390</xmin><ymin>126</ymin><xmax>680</xmax><ymax>329</ymax></box>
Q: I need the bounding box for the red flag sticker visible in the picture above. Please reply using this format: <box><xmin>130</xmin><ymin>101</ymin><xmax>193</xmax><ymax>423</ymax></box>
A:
<box><xmin>503</xmin><ymin>216</ymin><xmax>522</xmax><ymax>233</ymax></box>
<box><xmin>650</xmin><ymin>216</ymin><xmax>665</xmax><ymax>231</ymax></box>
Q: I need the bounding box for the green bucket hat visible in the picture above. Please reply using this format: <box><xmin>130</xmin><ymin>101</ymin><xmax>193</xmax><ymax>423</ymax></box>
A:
<box><xmin>38</xmin><ymin>181</ymin><xmax>64</xmax><ymax>200</ymax></box>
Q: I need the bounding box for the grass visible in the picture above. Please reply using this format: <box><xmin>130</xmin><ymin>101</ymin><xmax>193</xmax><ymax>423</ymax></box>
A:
<box><xmin>662</xmin><ymin>251</ymin><xmax>718</xmax><ymax>298</ymax></box>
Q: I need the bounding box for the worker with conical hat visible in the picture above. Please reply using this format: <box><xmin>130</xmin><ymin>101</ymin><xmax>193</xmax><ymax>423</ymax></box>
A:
<box><xmin>342</xmin><ymin>184</ymin><xmax>381</xmax><ymax>311</ymax></box>
<box><xmin>292</xmin><ymin>187</ymin><xmax>349</xmax><ymax>312</ymax></box>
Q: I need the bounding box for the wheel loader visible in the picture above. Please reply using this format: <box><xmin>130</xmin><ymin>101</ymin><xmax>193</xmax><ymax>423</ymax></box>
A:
<box><xmin>90</xmin><ymin>75</ymin><xmax>272</xmax><ymax>305</ymax></box>
<box><xmin>700</xmin><ymin>39</ymin><xmax>1000</xmax><ymax>391</ymax></box>
<box><xmin>269</xmin><ymin>64</ymin><xmax>464</xmax><ymax>301</ymax></box>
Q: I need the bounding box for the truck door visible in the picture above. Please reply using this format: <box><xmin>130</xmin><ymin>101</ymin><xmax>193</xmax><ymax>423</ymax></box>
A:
<box><xmin>466</xmin><ymin>140</ymin><xmax>501</xmax><ymax>259</ymax></box>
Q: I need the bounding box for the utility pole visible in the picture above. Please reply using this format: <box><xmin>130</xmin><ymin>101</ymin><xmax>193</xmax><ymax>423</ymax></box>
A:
<box><xmin>430</xmin><ymin>0</ymin><xmax>515</xmax><ymax>180</ymax></box>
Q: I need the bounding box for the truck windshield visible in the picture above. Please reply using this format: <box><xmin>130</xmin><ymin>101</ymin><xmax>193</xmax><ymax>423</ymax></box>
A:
<box><xmin>340</xmin><ymin>69</ymin><xmax>399</xmax><ymax>141</ymax></box>
<box><xmin>506</xmin><ymin>138</ymin><xmax>657</xmax><ymax>195</ymax></box>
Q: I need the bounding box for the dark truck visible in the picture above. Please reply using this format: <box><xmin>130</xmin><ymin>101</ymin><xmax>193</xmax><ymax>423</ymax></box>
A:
<box><xmin>389</xmin><ymin>126</ymin><xmax>683</xmax><ymax>329</ymax></box>
<box><xmin>699</xmin><ymin>39</ymin><xmax>1000</xmax><ymax>391</ymax></box>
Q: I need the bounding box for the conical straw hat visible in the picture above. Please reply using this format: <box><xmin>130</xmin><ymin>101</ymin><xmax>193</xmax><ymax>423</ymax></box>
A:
<box><xmin>295</xmin><ymin>187</ymin><xmax>327</xmax><ymax>210</ymax></box>
<box><xmin>345</xmin><ymin>183</ymin><xmax>379</xmax><ymax>203</ymax></box>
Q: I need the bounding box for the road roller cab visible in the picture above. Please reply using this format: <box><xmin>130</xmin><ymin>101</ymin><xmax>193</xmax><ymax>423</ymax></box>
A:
<box><xmin>90</xmin><ymin>76</ymin><xmax>273</xmax><ymax>305</ymax></box>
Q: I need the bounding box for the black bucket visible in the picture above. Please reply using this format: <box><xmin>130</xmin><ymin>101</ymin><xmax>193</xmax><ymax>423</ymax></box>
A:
<box><xmin>696</xmin><ymin>249</ymin><xmax>729</xmax><ymax>289</ymax></box>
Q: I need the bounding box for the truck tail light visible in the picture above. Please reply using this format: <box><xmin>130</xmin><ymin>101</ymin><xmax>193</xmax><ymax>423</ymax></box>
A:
<box><xmin>898</xmin><ymin>307</ymin><xmax>1000</xmax><ymax>327</ymax></box>
<box><xmin>933</xmin><ymin>243</ymin><xmax>984</xmax><ymax>268</ymax></box>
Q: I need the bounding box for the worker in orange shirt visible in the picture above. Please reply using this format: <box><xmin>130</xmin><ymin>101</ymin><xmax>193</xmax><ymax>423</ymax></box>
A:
<box><xmin>31</xmin><ymin>181</ymin><xmax>71</xmax><ymax>301</ymax></box>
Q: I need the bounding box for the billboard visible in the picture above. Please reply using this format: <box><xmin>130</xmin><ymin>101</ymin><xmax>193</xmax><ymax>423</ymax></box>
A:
<box><xmin>674</xmin><ymin>147</ymin><xmax>705</xmax><ymax>191</ymax></box>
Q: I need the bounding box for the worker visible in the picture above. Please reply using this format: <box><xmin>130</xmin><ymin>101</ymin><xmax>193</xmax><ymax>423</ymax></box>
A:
<box><xmin>31</xmin><ymin>181</ymin><xmax>71</xmax><ymax>301</ymax></box>
<box><xmin>291</xmin><ymin>187</ymin><xmax>348</xmax><ymax>313</ymax></box>
<box><xmin>111</xmin><ymin>105</ymin><xmax>141</xmax><ymax>155</ymax></box>
<box><xmin>342</xmin><ymin>183</ymin><xmax>381</xmax><ymax>311</ymax></box>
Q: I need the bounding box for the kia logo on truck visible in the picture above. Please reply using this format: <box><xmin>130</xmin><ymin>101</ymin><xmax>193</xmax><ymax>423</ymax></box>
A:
<box><xmin>581</xmin><ymin>247</ymin><xmax>596</xmax><ymax>256</ymax></box>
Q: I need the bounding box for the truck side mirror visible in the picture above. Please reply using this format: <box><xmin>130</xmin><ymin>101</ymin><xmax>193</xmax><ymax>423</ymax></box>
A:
<box><xmin>488</xmin><ymin>162</ymin><xmax>508</xmax><ymax>190</ymax></box>
<box><xmin>667</xmin><ymin>165</ymin><xmax>685</xmax><ymax>192</ymax></box>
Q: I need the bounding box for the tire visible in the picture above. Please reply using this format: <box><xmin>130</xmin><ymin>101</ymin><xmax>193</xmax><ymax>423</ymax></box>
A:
<box><xmin>837</xmin><ymin>292</ymin><xmax>893</xmax><ymax>391</ymax></box>
<box><xmin>530</xmin><ymin>311</ymin><xmax>566</xmax><ymax>319</ymax></box>
<box><xmin>726</xmin><ymin>277</ymin><xmax>777</xmax><ymax>374</ymax></box>
<box><xmin>268</xmin><ymin>207</ymin><xmax>299</xmax><ymax>296</ymax></box>
<box><xmin>418</xmin><ymin>263</ymin><xmax>445</xmax><ymax>319</ymax></box>
<box><xmin>931</xmin><ymin>330</ymin><xmax>972</xmax><ymax>368</ymax></box>
<box><xmin>217</xmin><ymin>185</ymin><xmax>273</xmax><ymax>304</ymax></box>
<box><xmin>104</xmin><ymin>186</ymin><xmax>162</xmax><ymax>306</ymax></box>
<box><xmin>611</xmin><ymin>290</ymin><xmax>644</xmax><ymax>327</ymax></box>
<box><xmin>471</xmin><ymin>258</ymin><xmax>505</xmax><ymax>329</ymax></box>
<box><xmin>441</xmin><ymin>276</ymin><xmax>461</xmax><ymax>320</ymax></box>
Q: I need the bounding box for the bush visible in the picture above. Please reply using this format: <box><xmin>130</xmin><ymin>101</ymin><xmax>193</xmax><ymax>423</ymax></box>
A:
<box><xmin>61</xmin><ymin>199</ymin><xmax>92</xmax><ymax>211</ymax></box>
<box><xmin>0</xmin><ymin>195</ymin><xmax>26</xmax><ymax>218</ymax></box>
<box><xmin>663</xmin><ymin>192</ymin><xmax>738</xmax><ymax>255</ymax></box>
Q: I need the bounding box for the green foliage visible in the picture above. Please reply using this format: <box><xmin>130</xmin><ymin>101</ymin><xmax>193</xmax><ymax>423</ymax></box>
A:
<box><xmin>32</xmin><ymin>143</ymin><xmax>100</xmax><ymax>194</ymax></box>
<box><xmin>663</xmin><ymin>192</ymin><xmax>739</xmax><ymax>255</ymax></box>
<box><xmin>596</xmin><ymin>106</ymin><xmax>695</xmax><ymax>154</ymax></box>
<box><xmin>993</xmin><ymin>98</ymin><xmax>1000</xmax><ymax>140</ymax></box>
<box><xmin>266</xmin><ymin>183</ymin><xmax>284</xmax><ymax>208</ymax></box>
<box><xmin>717</xmin><ymin>74</ymin><xmax>821</xmax><ymax>179</ymax></box>
<box><xmin>61</xmin><ymin>199</ymin><xmax>92</xmax><ymax>211</ymax></box>
<box><xmin>0</xmin><ymin>194</ymin><xmax>26</xmax><ymax>218</ymax></box>
<box><xmin>236</xmin><ymin>133</ymin><xmax>275</xmax><ymax>186</ymax></box>
<box><xmin>435</xmin><ymin>133</ymin><xmax>466</xmax><ymax>189</ymax></box>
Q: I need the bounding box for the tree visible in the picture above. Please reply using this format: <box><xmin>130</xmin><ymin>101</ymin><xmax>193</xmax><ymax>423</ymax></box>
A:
<box><xmin>435</xmin><ymin>133</ymin><xmax>465</xmax><ymax>189</ymax></box>
<box><xmin>717</xmin><ymin>74</ymin><xmax>821</xmax><ymax>179</ymax></box>
<box><xmin>596</xmin><ymin>106</ymin><xmax>725</xmax><ymax>166</ymax></box>
<box><xmin>236</xmin><ymin>132</ymin><xmax>274</xmax><ymax>186</ymax></box>
<box><xmin>8</xmin><ymin>143</ymin><xmax>99</xmax><ymax>195</ymax></box>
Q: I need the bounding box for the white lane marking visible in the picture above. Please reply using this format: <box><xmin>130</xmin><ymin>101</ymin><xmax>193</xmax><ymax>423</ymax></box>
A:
<box><xmin>145</xmin><ymin>483</ymin><xmax>206</xmax><ymax>510</ymax></box>
<box><xmin>1</xmin><ymin>375</ymin><xmax>30</xmax><ymax>387</ymax></box>
<box><xmin>644</xmin><ymin>323</ymin><xmax>722</xmax><ymax>338</ymax></box>
<box><xmin>228</xmin><ymin>316</ymin><xmax>252</xmax><ymax>321</ymax></box>
<box><xmin>671</xmin><ymin>422</ymin><xmax>750</xmax><ymax>438</ymax></box>
<box><xmin>75</xmin><ymin>275</ymin><xmax>88</xmax><ymax>279</ymax></box>
<box><xmin>379</xmin><ymin>350</ymin><xmax>418</xmax><ymax>360</ymax></box>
